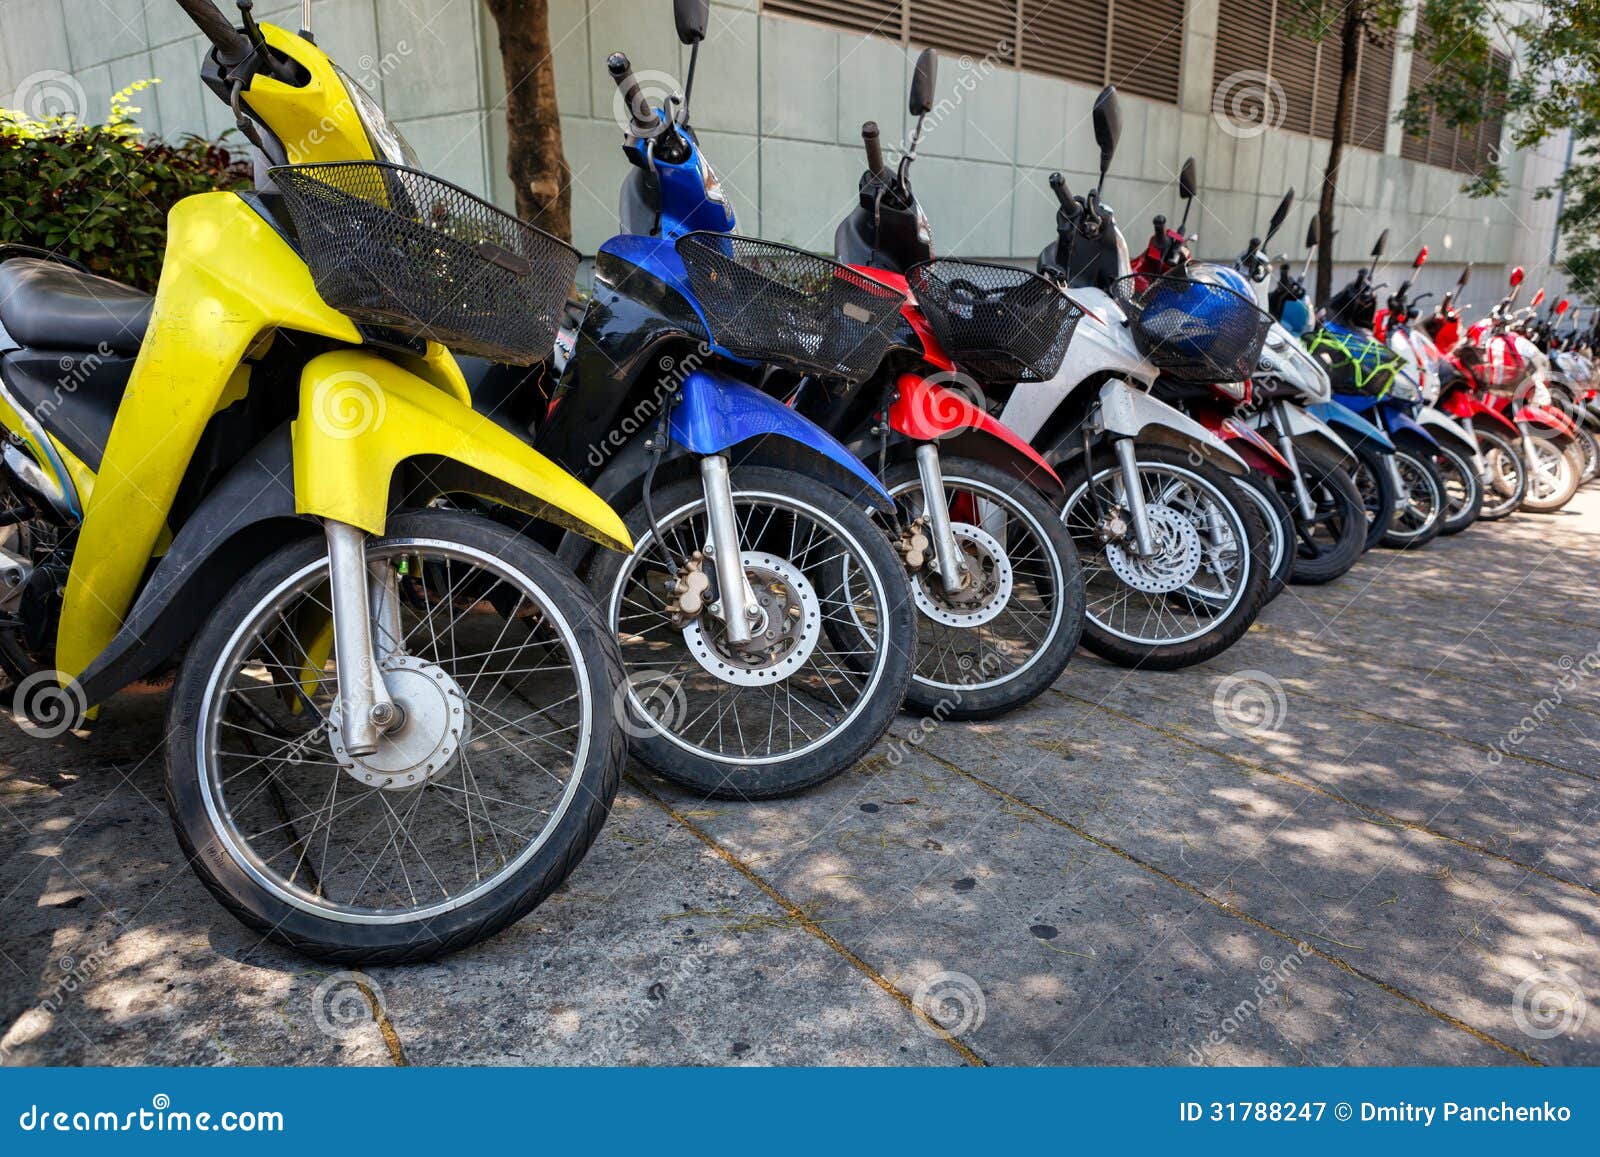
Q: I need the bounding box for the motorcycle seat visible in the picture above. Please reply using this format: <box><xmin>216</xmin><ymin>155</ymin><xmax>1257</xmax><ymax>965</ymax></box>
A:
<box><xmin>0</xmin><ymin>257</ymin><xmax>152</xmax><ymax>355</ymax></box>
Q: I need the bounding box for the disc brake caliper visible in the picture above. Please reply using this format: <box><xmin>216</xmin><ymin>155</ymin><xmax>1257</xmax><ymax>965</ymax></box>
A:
<box><xmin>895</xmin><ymin>516</ymin><xmax>932</xmax><ymax>571</ymax></box>
<box><xmin>664</xmin><ymin>551</ymin><xmax>713</xmax><ymax>628</ymax></box>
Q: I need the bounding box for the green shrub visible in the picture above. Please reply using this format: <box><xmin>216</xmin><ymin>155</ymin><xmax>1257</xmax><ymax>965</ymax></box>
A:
<box><xmin>0</xmin><ymin>80</ymin><xmax>251</xmax><ymax>291</ymax></box>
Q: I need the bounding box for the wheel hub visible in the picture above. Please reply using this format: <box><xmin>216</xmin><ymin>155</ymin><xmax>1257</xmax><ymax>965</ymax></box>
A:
<box><xmin>329</xmin><ymin>655</ymin><xmax>469</xmax><ymax>791</ymax></box>
<box><xmin>1103</xmin><ymin>505</ymin><xmax>1203</xmax><ymax>594</ymax></box>
<box><xmin>912</xmin><ymin>523</ymin><xmax>1014</xmax><ymax>627</ymax></box>
<box><xmin>682</xmin><ymin>552</ymin><xmax>822</xmax><ymax>687</ymax></box>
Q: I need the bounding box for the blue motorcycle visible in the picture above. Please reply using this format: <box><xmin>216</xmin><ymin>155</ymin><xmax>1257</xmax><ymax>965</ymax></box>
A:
<box><xmin>519</xmin><ymin>1</ymin><xmax>915</xmax><ymax>799</ymax></box>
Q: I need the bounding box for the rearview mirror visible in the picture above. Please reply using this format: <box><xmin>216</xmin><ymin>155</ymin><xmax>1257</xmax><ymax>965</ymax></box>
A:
<box><xmin>1510</xmin><ymin>266</ymin><xmax>1525</xmax><ymax>288</ymax></box>
<box><xmin>1371</xmin><ymin>229</ymin><xmax>1388</xmax><ymax>260</ymax></box>
<box><xmin>1458</xmin><ymin>265</ymin><xmax>1471</xmax><ymax>289</ymax></box>
<box><xmin>1414</xmin><ymin>246</ymin><xmax>1428</xmax><ymax>269</ymax></box>
<box><xmin>1266</xmin><ymin>188</ymin><xmax>1293</xmax><ymax>242</ymax></box>
<box><xmin>1305</xmin><ymin>216</ymin><xmax>1320</xmax><ymax>249</ymax></box>
<box><xmin>910</xmin><ymin>49</ymin><xmax>937</xmax><ymax>117</ymax></box>
<box><xmin>1531</xmin><ymin>288</ymin><xmax>1546</xmax><ymax>308</ymax></box>
<box><xmin>1557</xmin><ymin>298</ymin><xmax>1570</xmax><ymax>315</ymax></box>
<box><xmin>674</xmin><ymin>0</ymin><xmax>709</xmax><ymax>45</ymax></box>
<box><xmin>1178</xmin><ymin>157</ymin><xmax>1197</xmax><ymax>200</ymax></box>
<box><xmin>1093</xmin><ymin>86</ymin><xmax>1120</xmax><ymax>182</ymax></box>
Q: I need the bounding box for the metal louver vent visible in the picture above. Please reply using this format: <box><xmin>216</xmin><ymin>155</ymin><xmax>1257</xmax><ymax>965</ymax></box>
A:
<box><xmin>762</xmin><ymin>0</ymin><xmax>905</xmax><ymax>39</ymax></box>
<box><xmin>909</xmin><ymin>0</ymin><xmax>1019</xmax><ymax>63</ymax></box>
<box><xmin>1108</xmin><ymin>0</ymin><xmax>1184</xmax><ymax>104</ymax></box>
<box><xmin>1019</xmin><ymin>0</ymin><xmax>1108</xmax><ymax>87</ymax></box>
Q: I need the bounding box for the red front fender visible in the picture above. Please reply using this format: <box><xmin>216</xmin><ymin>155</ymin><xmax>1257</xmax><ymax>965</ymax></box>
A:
<box><xmin>889</xmin><ymin>373</ymin><xmax>1063</xmax><ymax>496</ymax></box>
<box><xmin>1192</xmin><ymin>406</ymin><xmax>1293</xmax><ymax>480</ymax></box>
<box><xmin>1519</xmin><ymin>404</ymin><xmax>1579</xmax><ymax>438</ymax></box>
<box><xmin>1439</xmin><ymin>389</ymin><xmax>1520</xmax><ymax>436</ymax></box>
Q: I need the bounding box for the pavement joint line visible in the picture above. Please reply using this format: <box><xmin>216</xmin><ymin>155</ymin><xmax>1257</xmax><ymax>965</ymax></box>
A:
<box><xmin>1051</xmin><ymin>690</ymin><xmax>1600</xmax><ymax>899</ymax></box>
<box><xmin>905</xmin><ymin>745</ymin><xmax>1542</xmax><ymax>1066</ymax></box>
<box><xmin>625</xmin><ymin>774</ymin><xmax>988</xmax><ymax>1067</ymax></box>
<box><xmin>1279</xmin><ymin>687</ymin><xmax>1600</xmax><ymax>785</ymax></box>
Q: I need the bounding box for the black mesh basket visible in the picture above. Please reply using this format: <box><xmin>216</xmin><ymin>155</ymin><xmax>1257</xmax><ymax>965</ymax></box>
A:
<box><xmin>674</xmin><ymin>233</ymin><xmax>907</xmax><ymax>380</ymax></box>
<box><xmin>1109</xmin><ymin>273</ymin><xmax>1274</xmax><ymax>384</ymax></box>
<box><xmin>906</xmin><ymin>259</ymin><xmax>1081</xmax><ymax>382</ymax></box>
<box><xmin>270</xmin><ymin>161</ymin><xmax>579</xmax><ymax>365</ymax></box>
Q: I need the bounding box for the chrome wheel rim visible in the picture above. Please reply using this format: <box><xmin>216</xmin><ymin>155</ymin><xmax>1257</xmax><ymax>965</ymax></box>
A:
<box><xmin>197</xmin><ymin>539</ymin><xmax>594</xmax><ymax>924</ymax></box>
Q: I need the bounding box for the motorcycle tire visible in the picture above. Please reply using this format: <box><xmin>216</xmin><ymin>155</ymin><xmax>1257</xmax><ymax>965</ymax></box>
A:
<box><xmin>1350</xmin><ymin>443</ymin><xmax>1399</xmax><ymax>552</ymax></box>
<box><xmin>1381</xmin><ymin>438</ymin><xmax>1447</xmax><ymax>549</ymax></box>
<box><xmin>1475</xmin><ymin>426</ymin><xmax>1527</xmax><ymax>519</ymax></box>
<box><xmin>589</xmin><ymin>465</ymin><xmax>915</xmax><ymax>800</ymax></box>
<box><xmin>1433</xmin><ymin>441</ymin><xmax>1484</xmax><ymax>535</ymax></box>
<box><xmin>1520</xmin><ymin>435</ymin><xmax>1581</xmax><ymax>513</ymax></box>
<box><xmin>1283</xmin><ymin>446</ymin><xmax>1366</xmax><ymax>585</ymax></box>
<box><xmin>880</xmin><ymin>457</ymin><xmax>1086</xmax><ymax>720</ymax></box>
<box><xmin>1231</xmin><ymin>469</ymin><xmax>1294</xmax><ymax>602</ymax></box>
<box><xmin>1059</xmin><ymin>445</ymin><xmax>1270</xmax><ymax>671</ymax></box>
<box><xmin>166</xmin><ymin>509</ymin><xmax>626</xmax><ymax>964</ymax></box>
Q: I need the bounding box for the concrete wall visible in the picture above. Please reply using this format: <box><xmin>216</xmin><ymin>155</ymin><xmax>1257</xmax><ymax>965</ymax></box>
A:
<box><xmin>0</xmin><ymin>0</ymin><xmax>1576</xmax><ymax>298</ymax></box>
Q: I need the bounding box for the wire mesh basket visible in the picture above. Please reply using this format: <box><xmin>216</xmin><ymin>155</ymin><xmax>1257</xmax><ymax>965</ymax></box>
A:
<box><xmin>1109</xmin><ymin>273</ymin><xmax>1274</xmax><ymax>384</ymax></box>
<box><xmin>674</xmin><ymin>233</ymin><xmax>907</xmax><ymax>380</ymax></box>
<box><xmin>906</xmin><ymin>259</ymin><xmax>1081</xmax><ymax>382</ymax></box>
<box><xmin>270</xmin><ymin>161</ymin><xmax>579</xmax><ymax>365</ymax></box>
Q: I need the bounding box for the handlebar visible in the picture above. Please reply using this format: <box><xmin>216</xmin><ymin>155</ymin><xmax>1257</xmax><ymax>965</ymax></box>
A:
<box><xmin>176</xmin><ymin>0</ymin><xmax>249</xmax><ymax>61</ymax></box>
<box><xmin>607</xmin><ymin>53</ymin><xmax>659</xmax><ymax>137</ymax></box>
<box><xmin>862</xmin><ymin>121</ymin><xmax>887</xmax><ymax>180</ymax></box>
<box><xmin>1049</xmin><ymin>172</ymin><xmax>1072</xmax><ymax>212</ymax></box>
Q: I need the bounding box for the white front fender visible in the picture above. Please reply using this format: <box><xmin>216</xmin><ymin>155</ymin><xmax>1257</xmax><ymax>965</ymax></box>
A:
<box><xmin>1098</xmin><ymin>381</ymin><xmax>1249</xmax><ymax>475</ymax></box>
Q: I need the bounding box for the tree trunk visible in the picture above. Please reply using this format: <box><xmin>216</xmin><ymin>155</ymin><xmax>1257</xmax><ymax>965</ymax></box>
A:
<box><xmin>1316</xmin><ymin>8</ymin><xmax>1364</xmax><ymax>306</ymax></box>
<box><xmin>484</xmin><ymin>0</ymin><xmax>572</xmax><ymax>241</ymax></box>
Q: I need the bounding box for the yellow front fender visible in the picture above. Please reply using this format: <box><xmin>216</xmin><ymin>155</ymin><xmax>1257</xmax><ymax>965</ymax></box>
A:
<box><xmin>292</xmin><ymin>350</ymin><xmax>631</xmax><ymax>553</ymax></box>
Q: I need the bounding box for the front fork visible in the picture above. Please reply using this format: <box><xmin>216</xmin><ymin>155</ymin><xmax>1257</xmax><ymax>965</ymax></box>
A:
<box><xmin>915</xmin><ymin>443</ymin><xmax>970</xmax><ymax>595</ymax></box>
<box><xmin>1112</xmin><ymin>436</ymin><xmax>1157</xmax><ymax>556</ymax></box>
<box><xmin>325</xmin><ymin>520</ymin><xmax>398</xmax><ymax>757</ymax></box>
<box><xmin>1269</xmin><ymin>401</ymin><xmax>1317</xmax><ymax>522</ymax></box>
<box><xmin>699</xmin><ymin>454</ymin><xmax>760</xmax><ymax>646</ymax></box>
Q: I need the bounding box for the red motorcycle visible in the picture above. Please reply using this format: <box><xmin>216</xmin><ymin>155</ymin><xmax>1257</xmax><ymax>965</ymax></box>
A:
<box><xmin>1423</xmin><ymin>267</ymin><xmax>1579</xmax><ymax>513</ymax></box>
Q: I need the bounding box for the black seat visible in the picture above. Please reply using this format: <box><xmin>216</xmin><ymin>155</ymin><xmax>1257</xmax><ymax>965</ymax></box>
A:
<box><xmin>0</xmin><ymin>257</ymin><xmax>152</xmax><ymax>354</ymax></box>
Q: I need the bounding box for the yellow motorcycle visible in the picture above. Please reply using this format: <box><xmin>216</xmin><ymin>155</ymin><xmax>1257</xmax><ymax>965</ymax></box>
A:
<box><xmin>0</xmin><ymin>0</ymin><xmax>631</xmax><ymax>962</ymax></box>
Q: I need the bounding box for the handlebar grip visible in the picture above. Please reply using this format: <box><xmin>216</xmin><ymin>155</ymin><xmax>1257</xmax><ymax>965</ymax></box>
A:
<box><xmin>607</xmin><ymin>52</ymin><xmax>655</xmax><ymax>132</ymax></box>
<box><xmin>1048</xmin><ymin>172</ymin><xmax>1072</xmax><ymax>210</ymax></box>
<box><xmin>861</xmin><ymin>121</ymin><xmax>887</xmax><ymax>179</ymax></box>
<box><xmin>175</xmin><ymin>0</ymin><xmax>248</xmax><ymax>58</ymax></box>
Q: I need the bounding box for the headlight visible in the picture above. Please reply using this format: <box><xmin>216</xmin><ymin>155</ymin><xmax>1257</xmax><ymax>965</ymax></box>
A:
<box><xmin>1212</xmin><ymin>379</ymin><xmax>1250</xmax><ymax>402</ymax></box>
<box><xmin>698</xmin><ymin>153</ymin><xmax>728</xmax><ymax>206</ymax></box>
<box><xmin>1389</xmin><ymin>371</ymin><xmax>1420</xmax><ymax>402</ymax></box>
<box><xmin>338</xmin><ymin>66</ymin><xmax>420</xmax><ymax>167</ymax></box>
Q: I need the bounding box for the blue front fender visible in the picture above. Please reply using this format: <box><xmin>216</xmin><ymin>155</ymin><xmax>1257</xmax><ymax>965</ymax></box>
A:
<box><xmin>671</xmin><ymin>370</ymin><xmax>894</xmax><ymax>510</ymax></box>
<box><xmin>1310</xmin><ymin>401</ymin><xmax>1395</xmax><ymax>452</ymax></box>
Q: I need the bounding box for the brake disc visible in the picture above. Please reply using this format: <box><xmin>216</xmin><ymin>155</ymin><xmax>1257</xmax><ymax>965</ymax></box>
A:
<box><xmin>682</xmin><ymin>552</ymin><xmax>822</xmax><ymax>688</ymax></box>
<box><xmin>912</xmin><ymin>522</ymin><xmax>1014</xmax><ymax>627</ymax></box>
<box><xmin>1103</xmin><ymin>505</ymin><xmax>1203</xmax><ymax>594</ymax></box>
<box><xmin>329</xmin><ymin>654</ymin><xmax>469</xmax><ymax>791</ymax></box>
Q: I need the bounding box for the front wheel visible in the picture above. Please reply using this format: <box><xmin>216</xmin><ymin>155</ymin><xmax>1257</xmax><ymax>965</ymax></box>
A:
<box><xmin>1521</xmin><ymin>435</ymin><xmax>1581</xmax><ymax>513</ymax></box>
<box><xmin>166</xmin><ymin>509</ymin><xmax>626</xmax><ymax>964</ymax></box>
<box><xmin>1349</xmin><ymin>443</ymin><xmax>1398</xmax><ymax>552</ymax></box>
<box><xmin>1380</xmin><ymin>441</ymin><xmax>1446</xmax><ymax>549</ymax></box>
<box><xmin>1433</xmin><ymin>441</ymin><xmax>1484</xmax><ymax>535</ymax></box>
<box><xmin>1059</xmin><ymin>445</ymin><xmax>1270</xmax><ymax>671</ymax></box>
<box><xmin>1475</xmin><ymin>427</ymin><xmax>1527</xmax><ymax>519</ymax></box>
<box><xmin>881</xmin><ymin>456</ymin><xmax>1085</xmax><ymax>720</ymax></box>
<box><xmin>1282</xmin><ymin>446</ymin><xmax>1366</xmax><ymax>585</ymax></box>
<box><xmin>590</xmin><ymin>465</ymin><xmax>914</xmax><ymax>800</ymax></box>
